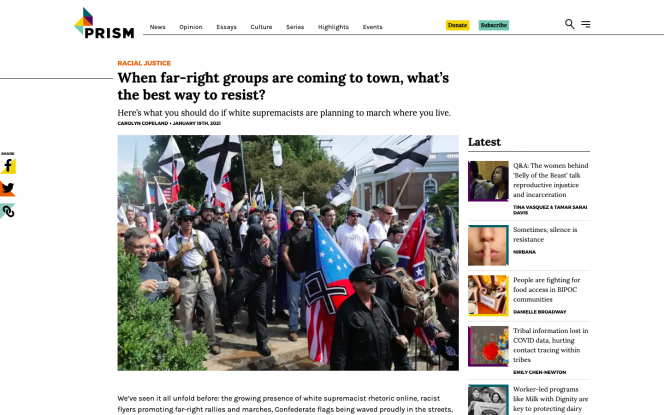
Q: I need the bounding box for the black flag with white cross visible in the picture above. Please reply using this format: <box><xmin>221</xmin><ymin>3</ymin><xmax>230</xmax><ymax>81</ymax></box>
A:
<box><xmin>195</xmin><ymin>135</ymin><xmax>242</xmax><ymax>184</ymax></box>
<box><xmin>326</xmin><ymin>165</ymin><xmax>356</xmax><ymax>205</ymax></box>
<box><xmin>158</xmin><ymin>136</ymin><xmax>185</xmax><ymax>177</ymax></box>
<box><xmin>372</xmin><ymin>135</ymin><xmax>433</xmax><ymax>174</ymax></box>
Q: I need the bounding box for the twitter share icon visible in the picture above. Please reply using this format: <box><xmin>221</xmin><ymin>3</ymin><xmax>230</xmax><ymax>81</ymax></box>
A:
<box><xmin>0</xmin><ymin>181</ymin><xmax>14</xmax><ymax>196</ymax></box>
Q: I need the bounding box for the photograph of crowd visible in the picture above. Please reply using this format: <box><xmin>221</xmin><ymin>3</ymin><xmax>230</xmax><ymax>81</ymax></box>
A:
<box><xmin>117</xmin><ymin>135</ymin><xmax>460</xmax><ymax>371</ymax></box>
<box><xmin>468</xmin><ymin>386</ymin><xmax>508</xmax><ymax>414</ymax></box>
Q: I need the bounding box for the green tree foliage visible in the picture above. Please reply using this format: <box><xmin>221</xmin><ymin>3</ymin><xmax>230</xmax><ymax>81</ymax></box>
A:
<box><xmin>117</xmin><ymin>172</ymin><xmax>142</xmax><ymax>204</ymax></box>
<box><xmin>117</xmin><ymin>243</ymin><xmax>208</xmax><ymax>370</ymax></box>
<box><xmin>430</xmin><ymin>177</ymin><xmax>458</xmax><ymax>208</ymax></box>
<box><xmin>429</xmin><ymin>177</ymin><xmax>459</xmax><ymax>231</ymax></box>
<box><xmin>142</xmin><ymin>136</ymin><xmax>348</xmax><ymax>209</ymax></box>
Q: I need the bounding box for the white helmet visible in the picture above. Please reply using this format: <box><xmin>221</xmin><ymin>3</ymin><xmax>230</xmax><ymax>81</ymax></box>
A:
<box><xmin>290</xmin><ymin>206</ymin><xmax>306</xmax><ymax>221</ymax></box>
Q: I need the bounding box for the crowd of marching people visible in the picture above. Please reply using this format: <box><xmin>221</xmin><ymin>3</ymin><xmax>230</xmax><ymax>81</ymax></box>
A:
<box><xmin>119</xmin><ymin>195</ymin><xmax>459</xmax><ymax>371</ymax></box>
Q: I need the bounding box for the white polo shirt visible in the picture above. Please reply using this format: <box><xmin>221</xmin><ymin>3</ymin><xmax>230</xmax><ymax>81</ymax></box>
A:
<box><xmin>167</xmin><ymin>229</ymin><xmax>215</xmax><ymax>267</ymax></box>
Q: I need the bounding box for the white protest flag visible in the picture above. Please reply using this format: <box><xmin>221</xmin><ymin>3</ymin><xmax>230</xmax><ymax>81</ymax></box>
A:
<box><xmin>372</xmin><ymin>135</ymin><xmax>433</xmax><ymax>174</ymax></box>
<box><xmin>196</xmin><ymin>135</ymin><xmax>241</xmax><ymax>185</ymax></box>
<box><xmin>473</xmin><ymin>403</ymin><xmax>506</xmax><ymax>415</ymax></box>
<box><xmin>158</xmin><ymin>136</ymin><xmax>185</xmax><ymax>177</ymax></box>
<box><xmin>117</xmin><ymin>206</ymin><xmax>128</xmax><ymax>224</ymax></box>
<box><xmin>154</xmin><ymin>179</ymin><xmax>169</xmax><ymax>213</ymax></box>
<box><xmin>144</xmin><ymin>180</ymin><xmax>154</xmax><ymax>231</ymax></box>
<box><xmin>204</xmin><ymin>176</ymin><xmax>217</xmax><ymax>203</ymax></box>
<box><xmin>254</xmin><ymin>178</ymin><xmax>265</xmax><ymax>207</ymax></box>
<box><xmin>326</xmin><ymin>165</ymin><xmax>356</xmax><ymax>205</ymax></box>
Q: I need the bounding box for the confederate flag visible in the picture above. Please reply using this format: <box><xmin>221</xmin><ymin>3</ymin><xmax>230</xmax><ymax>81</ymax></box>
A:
<box><xmin>172</xmin><ymin>161</ymin><xmax>180</xmax><ymax>202</ymax></box>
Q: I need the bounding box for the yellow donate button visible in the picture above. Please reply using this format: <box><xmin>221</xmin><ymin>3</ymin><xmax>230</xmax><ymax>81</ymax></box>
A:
<box><xmin>446</xmin><ymin>20</ymin><xmax>470</xmax><ymax>31</ymax></box>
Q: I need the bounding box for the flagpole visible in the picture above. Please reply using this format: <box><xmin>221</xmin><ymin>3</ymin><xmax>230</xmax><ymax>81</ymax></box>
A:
<box><xmin>393</xmin><ymin>171</ymin><xmax>413</xmax><ymax>207</ymax></box>
<box><xmin>352</xmin><ymin>163</ymin><xmax>357</xmax><ymax>207</ymax></box>
<box><xmin>275</xmin><ymin>185</ymin><xmax>281</xmax><ymax>288</ymax></box>
<box><xmin>238</xmin><ymin>136</ymin><xmax>249</xmax><ymax>211</ymax></box>
<box><xmin>170</xmin><ymin>137</ymin><xmax>175</xmax><ymax>204</ymax></box>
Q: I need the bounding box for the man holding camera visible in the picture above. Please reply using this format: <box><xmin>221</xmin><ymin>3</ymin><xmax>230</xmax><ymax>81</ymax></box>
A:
<box><xmin>135</xmin><ymin>215</ymin><xmax>164</xmax><ymax>253</ymax></box>
<box><xmin>167</xmin><ymin>206</ymin><xmax>223</xmax><ymax>354</ymax></box>
<box><xmin>125</xmin><ymin>227</ymin><xmax>180</xmax><ymax>304</ymax></box>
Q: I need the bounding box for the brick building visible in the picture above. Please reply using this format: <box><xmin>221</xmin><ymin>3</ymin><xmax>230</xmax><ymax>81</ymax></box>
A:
<box><xmin>354</xmin><ymin>150</ymin><xmax>459</xmax><ymax>220</ymax></box>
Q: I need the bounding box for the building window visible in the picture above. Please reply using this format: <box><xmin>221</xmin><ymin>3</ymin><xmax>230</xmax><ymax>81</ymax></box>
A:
<box><xmin>378</xmin><ymin>189</ymin><xmax>385</xmax><ymax>205</ymax></box>
<box><xmin>424</xmin><ymin>174</ymin><xmax>438</xmax><ymax>201</ymax></box>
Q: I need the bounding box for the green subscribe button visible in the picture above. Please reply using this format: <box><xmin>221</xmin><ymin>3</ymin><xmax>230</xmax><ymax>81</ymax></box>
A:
<box><xmin>479</xmin><ymin>20</ymin><xmax>509</xmax><ymax>31</ymax></box>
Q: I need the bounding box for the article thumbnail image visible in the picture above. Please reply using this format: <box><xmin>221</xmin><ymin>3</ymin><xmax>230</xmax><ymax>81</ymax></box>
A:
<box><xmin>468</xmin><ymin>226</ymin><xmax>508</xmax><ymax>266</ymax></box>
<box><xmin>469</xmin><ymin>326</ymin><xmax>509</xmax><ymax>366</ymax></box>
<box><xmin>468</xmin><ymin>385</ymin><xmax>508</xmax><ymax>414</ymax></box>
<box><xmin>468</xmin><ymin>276</ymin><xmax>508</xmax><ymax>316</ymax></box>
<box><xmin>117</xmin><ymin>135</ymin><xmax>460</xmax><ymax>371</ymax></box>
<box><xmin>469</xmin><ymin>161</ymin><xmax>509</xmax><ymax>201</ymax></box>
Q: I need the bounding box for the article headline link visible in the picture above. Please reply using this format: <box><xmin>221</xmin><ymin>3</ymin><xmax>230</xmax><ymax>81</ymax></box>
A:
<box><xmin>117</xmin><ymin>71</ymin><xmax>450</xmax><ymax>103</ymax></box>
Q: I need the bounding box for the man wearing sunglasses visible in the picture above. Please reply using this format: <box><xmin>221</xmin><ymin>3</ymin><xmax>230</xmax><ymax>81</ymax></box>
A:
<box><xmin>336</xmin><ymin>208</ymin><xmax>370</xmax><ymax>268</ymax></box>
<box><xmin>167</xmin><ymin>206</ymin><xmax>223</xmax><ymax>354</ymax></box>
<box><xmin>330</xmin><ymin>264</ymin><xmax>400</xmax><ymax>371</ymax></box>
<box><xmin>368</xmin><ymin>205</ymin><xmax>395</xmax><ymax>264</ymax></box>
<box><xmin>124</xmin><ymin>227</ymin><xmax>180</xmax><ymax>305</ymax></box>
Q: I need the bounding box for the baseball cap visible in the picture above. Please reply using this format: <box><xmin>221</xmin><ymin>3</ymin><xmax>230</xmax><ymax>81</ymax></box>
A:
<box><xmin>348</xmin><ymin>264</ymin><xmax>381</xmax><ymax>282</ymax></box>
<box><xmin>426</xmin><ymin>227</ymin><xmax>440</xmax><ymax>238</ymax></box>
<box><xmin>347</xmin><ymin>207</ymin><xmax>363</xmax><ymax>217</ymax></box>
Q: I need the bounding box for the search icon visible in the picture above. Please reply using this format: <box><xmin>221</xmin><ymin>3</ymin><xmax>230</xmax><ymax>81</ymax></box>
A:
<box><xmin>565</xmin><ymin>19</ymin><xmax>575</xmax><ymax>29</ymax></box>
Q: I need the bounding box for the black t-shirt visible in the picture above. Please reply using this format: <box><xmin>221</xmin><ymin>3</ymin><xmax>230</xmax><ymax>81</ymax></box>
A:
<box><xmin>228</xmin><ymin>216</ymin><xmax>242</xmax><ymax>250</ymax></box>
<box><xmin>282</xmin><ymin>226</ymin><xmax>313</xmax><ymax>273</ymax></box>
<box><xmin>139</xmin><ymin>262</ymin><xmax>169</xmax><ymax>303</ymax></box>
<box><xmin>194</xmin><ymin>221</ymin><xmax>233</xmax><ymax>267</ymax></box>
<box><xmin>325</xmin><ymin>226</ymin><xmax>336</xmax><ymax>241</ymax></box>
<box><xmin>168</xmin><ymin>222</ymin><xmax>180</xmax><ymax>239</ymax></box>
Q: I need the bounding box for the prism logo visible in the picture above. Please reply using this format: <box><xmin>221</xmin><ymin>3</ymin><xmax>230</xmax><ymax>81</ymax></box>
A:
<box><xmin>74</xmin><ymin>7</ymin><xmax>93</xmax><ymax>35</ymax></box>
<box><xmin>74</xmin><ymin>8</ymin><xmax>134</xmax><ymax>39</ymax></box>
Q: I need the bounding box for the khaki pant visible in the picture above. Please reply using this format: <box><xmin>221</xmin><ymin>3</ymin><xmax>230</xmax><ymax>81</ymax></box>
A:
<box><xmin>179</xmin><ymin>269</ymin><xmax>217</xmax><ymax>346</ymax></box>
